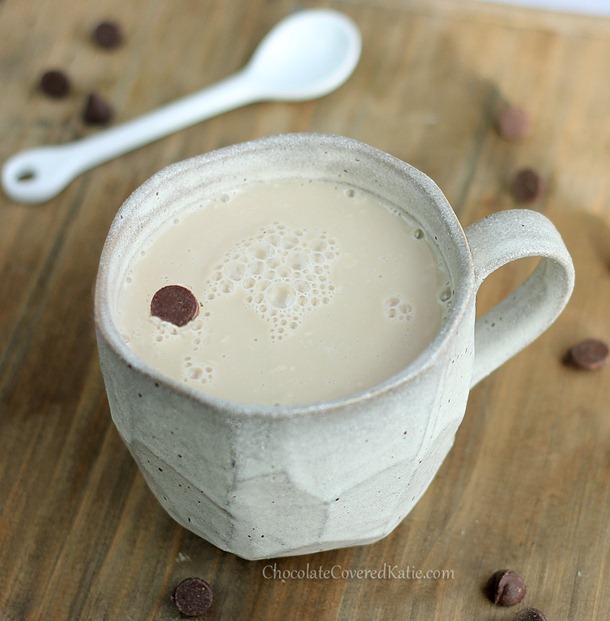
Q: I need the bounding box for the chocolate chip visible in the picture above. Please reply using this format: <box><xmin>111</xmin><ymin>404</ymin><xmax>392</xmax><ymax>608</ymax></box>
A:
<box><xmin>564</xmin><ymin>338</ymin><xmax>609</xmax><ymax>370</ymax></box>
<box><xmin>39</xmin><ymin>69</ymin><xmax>71</xmax><ymax>99</ymax></box>
<box><xmin>92</xmin><ymin>20</ymin><xmax>124</xmax><ymax>49</ymax></box>
<box><xmin>171</xmin><ymin>577</ymin><xmax>213</xmax><ymax>618</ymax></box>
<box><xmin>498</xmin><ymin>105</ymin><xmax>532</xmax><ymax>141</ymax></box>
<box><xmin>514</xmin><ymin>607</ymin><xmax>548</xmax><ymax>621</ymax></box>
<box><xmin>486</xmin><ymin>569</ymin><xmax>527</xmax><ymax>607</ymax></box>
<box><xmin>82</xmin><ymin>92</ymin><xmax>114</xmax><ymax>124</ymax></box>
<box><xmin>151</xmin><ymin>285</ymin><xmax>199</xmax><ymax>327</ymax></box>
<box><xmin>510</xmin><ymin>168</ymin><xmax>545</xmax><ymax>203</ymax></box>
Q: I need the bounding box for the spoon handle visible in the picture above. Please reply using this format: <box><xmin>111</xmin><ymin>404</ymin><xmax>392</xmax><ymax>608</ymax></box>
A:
<box><xmin>2</xmin><ymin>70</ymin><xmax>260</xmax><ymax>204</ymax></box>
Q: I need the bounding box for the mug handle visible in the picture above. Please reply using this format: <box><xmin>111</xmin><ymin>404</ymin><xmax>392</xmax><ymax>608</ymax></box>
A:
<box><xmin>464</xmin><ymin>209</ymin><xmax>574</xmax><ymax>387</ymax></box>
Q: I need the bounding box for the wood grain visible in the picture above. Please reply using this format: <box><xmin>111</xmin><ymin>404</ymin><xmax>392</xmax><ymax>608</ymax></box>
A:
<box><xmin>1</xmin><ymin>0</ymin><xmax>609</xmax><ymax>619</ymax></box>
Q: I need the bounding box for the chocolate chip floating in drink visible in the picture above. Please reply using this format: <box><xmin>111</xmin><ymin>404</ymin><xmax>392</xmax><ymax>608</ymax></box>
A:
<box><xmin>92</xmin><ymin>20</ymin><xmax>124</xmax><ymax>49</ymax></box>
<box><xmin>171</xmin><ymin>577</ymin><xmax>213</xmax><ymax>618</ymax></box>
<box><xmin>486</xmin><ymin>569</ymin><xmax>527</xmax><ymax>607</ymax></box>
<box><xmin>564</xmin><ymin>338</ymin><xmax>609</xmax><ymax>370</ymax></box>
<box><xmin>39</xmin><ymin>69</ymin><xmax>71</xmax><ymax>99</ymax></box>
<box><xmin>498</xmin><ymin>105</ymin><xmax>532</xmax><ymax>141</ymax></box>
<box><xmin>510</xmin><ymin>168</ymin><xmax>545</xmax><ymax>203</ymax></box>
<box><xmin>514</xmin><ymin>607</ymin><xmax>548</xmax><ymax>621</ymax></box>
<box><xmin>151</xmin><ymin>285</ymin><xmax>199</xmax><ymax>327</ymax></box>
<box><xmin>82</xmin><ymin>92</ymin><xmax>114</xmax><ymax>125</ymax></box>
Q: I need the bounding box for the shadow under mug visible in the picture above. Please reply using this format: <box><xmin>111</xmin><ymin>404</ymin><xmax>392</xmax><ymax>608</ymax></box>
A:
<box><xmin>95</xmin><ymin>133</ymin><xmax>574</xmax><ymax>560</ymax></box>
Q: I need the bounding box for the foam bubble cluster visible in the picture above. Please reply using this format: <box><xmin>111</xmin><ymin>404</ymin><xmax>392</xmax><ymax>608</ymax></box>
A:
<box><xmin>151</xmin><ymin>316</ymin><xmax>205</xmax><ymax>342</ymax></box>
<box><xmin>182</xmin><ymin>356</ymin><xmax>215</xmax><ymax>384</ymax></box>
<box><xmin>203</xmin><ymin>222</ymin><xmax>340</xmax><ymax>340</ymax></box>
<box><xmin>383</xmin><ymin>295</ymin><xmax>414</xmax><ymax>322</ymax></box>
<box><xmin>152</xmin><ymin>319</ymin><xmax>179</xmax><ymax>342</ymax></box>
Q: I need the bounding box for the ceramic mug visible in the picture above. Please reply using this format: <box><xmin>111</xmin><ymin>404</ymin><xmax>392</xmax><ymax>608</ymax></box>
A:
<box><xmin>94</xmin><ymin>134</ymin><xmax>574</xmax><ymax>560</ymax></box>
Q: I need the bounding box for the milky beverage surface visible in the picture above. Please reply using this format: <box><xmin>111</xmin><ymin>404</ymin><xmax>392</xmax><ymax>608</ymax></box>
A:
<box><xmin>116</xmin><ymin>178</ymin><xmax>451</xmax><ymax>406</ymax></box>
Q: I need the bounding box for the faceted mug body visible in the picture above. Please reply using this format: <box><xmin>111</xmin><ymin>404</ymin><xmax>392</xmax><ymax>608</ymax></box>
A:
<box><xmin>95</xmin><ymin>134</ymin><xmax>573</xmax><ymax>560</ymax></box>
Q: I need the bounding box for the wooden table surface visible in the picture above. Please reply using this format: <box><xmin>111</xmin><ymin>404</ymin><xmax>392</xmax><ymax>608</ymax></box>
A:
<box><xmin>1</xmin><ymin>1</ymin><xmax>610</xmax><ymax>619</ymax></box>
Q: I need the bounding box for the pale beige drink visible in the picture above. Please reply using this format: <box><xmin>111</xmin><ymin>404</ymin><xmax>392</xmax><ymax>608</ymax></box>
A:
<box><xmin>116</xmin><ymin>178</ymin><xmax>451</xmax><ymax>406</ymax></box>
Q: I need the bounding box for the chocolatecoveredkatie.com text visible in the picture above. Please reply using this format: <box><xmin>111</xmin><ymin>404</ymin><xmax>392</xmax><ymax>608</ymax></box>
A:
<box><xmin>262</xmin><ymin>563</ymin><xmax>455</xmax><ymax>581</ymax></box>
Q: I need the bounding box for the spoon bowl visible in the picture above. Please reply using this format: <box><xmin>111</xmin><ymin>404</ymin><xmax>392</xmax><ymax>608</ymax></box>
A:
<box><xmin>2</xmin><ymin>9</ymin><xmax>361</xmax><ymax>204</ymax></box>
<box><xmin>244</xmin><ymin>9</ymin><xmax>361</xmax><ymax>100</ymax></box>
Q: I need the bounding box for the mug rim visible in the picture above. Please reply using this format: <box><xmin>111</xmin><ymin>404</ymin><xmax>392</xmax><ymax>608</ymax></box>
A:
<box><xmin>94</xmin><ymin>133</ymin><xmax>475</xmax><ymax>418</ymax></box>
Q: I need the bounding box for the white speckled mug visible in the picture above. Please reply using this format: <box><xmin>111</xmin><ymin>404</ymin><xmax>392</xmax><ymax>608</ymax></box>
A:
<box><xmin>94</xmin><ymin>134</ymin><xmax>574</xmax><ymax>560</ymax></box>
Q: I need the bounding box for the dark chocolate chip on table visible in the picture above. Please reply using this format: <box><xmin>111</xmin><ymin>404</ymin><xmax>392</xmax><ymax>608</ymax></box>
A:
<box><xmin>151</xmin><ymin>285</ymin><xmax>199</xmax><ymax>327</ymax></box>
<box><xmin>39</xmin><ymin>69</ymin><xmax>71</xmax><ymax>99</ymax></box>
<box><xmin>82</xmin><ymin>92</ymin><xmax>114</xmax><ymax>124</ymax></box>
<box><xmin>510</xmin><ymin>168</ymin><xmax>545</xmax><ymax>203</ymax></box>
<box><xmin>498</xmin><ymin>105</ymin><xmax>532</xmax><ymax>141</ymax></box>
<box><xmin>486</xmin><ymin>569</ymin><xmax>527</xmax><ymax>607</ymax></box>
<box><xmin>172</xmin><ymin>577</ymin><xmax>213</xmax><ymax>618</ymax></box>
<box><xmin>92</xmin><ymin>20</ymin><xmax>124</xmax><ymax>49</ymax></box>
<box><xmin>514</xmin><ymin>607</ymin><xmax>548</xmax><ymax>621</ymax></box>
<box><xmin>564</xmin><ymin>338</ymin><xmax>609</xmax><ymax>370</ymax></box>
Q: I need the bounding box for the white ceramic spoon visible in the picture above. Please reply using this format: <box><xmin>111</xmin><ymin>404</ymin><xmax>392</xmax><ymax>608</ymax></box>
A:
<box><xmin>2</xmin><ymin>9</ymin><xmax>361</xmax><ymax>204</ymax></box>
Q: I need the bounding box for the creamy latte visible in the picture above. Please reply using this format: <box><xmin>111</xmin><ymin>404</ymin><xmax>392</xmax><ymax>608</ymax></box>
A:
<box><xmin>115</xmin><ymin>178</ymin><xmax>451</xmax><ymax>405</ymax></box>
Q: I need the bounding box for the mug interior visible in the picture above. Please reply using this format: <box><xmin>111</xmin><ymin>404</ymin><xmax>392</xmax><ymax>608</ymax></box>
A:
<box><xmin>95</xmin><ymin>133</ymin><xmax>474</xmax><ymax>414</ymax></box>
